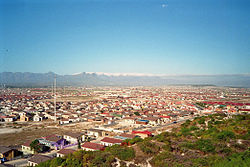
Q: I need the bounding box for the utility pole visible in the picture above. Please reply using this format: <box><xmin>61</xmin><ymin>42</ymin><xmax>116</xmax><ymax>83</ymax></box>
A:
<box><xmin>52</xmin><ymin>83</ymin><xmax>54</xmax><ymax>97</ymax></box>
<box><xmin>54</xmin><ymin>75</ymin><xmax>57</xmax><ymax>122</ymax></box>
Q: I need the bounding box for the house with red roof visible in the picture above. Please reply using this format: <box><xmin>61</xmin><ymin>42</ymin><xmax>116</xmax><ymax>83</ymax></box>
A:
<box><xmin>21</xmin><ymin>141</ymin><xmax>35</xmax><ymax>155</ymax></box>
<box><xmin>132</xmin><ymin>130</ymin><xmax>153</xmax><ymax>139</ymax></box>
<box><xmin>81</xmin><ymin>142</ymin><xmax>105</xmax><ymax>151</ymax></box>
<box><xmin>100</xmin><ymin>137</ymin><xmax>123</xmax><ymax>146</ymax></box>
<box><xmin>57</xmin><ymin>149</ymin><xmax>75</xmax><ymax>157</ymax></box>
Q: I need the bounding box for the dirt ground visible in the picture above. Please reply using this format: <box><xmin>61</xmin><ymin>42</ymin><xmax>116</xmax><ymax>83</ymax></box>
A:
<box><xmin>0</xmin><ymin>126</ymin><xmax>67</xmax><ymax>146</ymax></box>
<box><xmin>0</xmin><ymin>120</ymin><xmax>99</xmax><ymax>147</ymax></box>
<box><xmin>132</xmin><ymin>144</ymin><xmax>151</xmax><ymax>164</ymax></box>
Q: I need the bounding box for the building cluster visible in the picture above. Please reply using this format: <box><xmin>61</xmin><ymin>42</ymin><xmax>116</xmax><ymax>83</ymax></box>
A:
<box><xmin>0</xmin><ymin>86</ymin><xmax>249</xmax><ymax>166</ymax></box>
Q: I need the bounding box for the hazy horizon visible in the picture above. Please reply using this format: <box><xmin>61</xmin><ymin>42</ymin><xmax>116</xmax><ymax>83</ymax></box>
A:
<box><xmin>1</xmin><ymin>71</ymin><xmax>250</xmax><ymax>76</ymax></box>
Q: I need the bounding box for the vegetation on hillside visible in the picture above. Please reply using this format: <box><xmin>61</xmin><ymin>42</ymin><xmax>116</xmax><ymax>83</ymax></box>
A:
<box><xmin>35</xmin><ymin>113</ymin><xmax>250</xmax><ymax>167</ymax></box>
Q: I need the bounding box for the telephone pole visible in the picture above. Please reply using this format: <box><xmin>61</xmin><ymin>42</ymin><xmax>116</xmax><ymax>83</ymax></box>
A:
<box><xmin>54</xmin><ymin>75</ymin><xmax>57</xmax><ymax>122</ymax></box>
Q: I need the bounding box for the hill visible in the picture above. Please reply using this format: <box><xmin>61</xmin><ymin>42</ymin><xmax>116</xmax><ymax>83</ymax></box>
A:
<box><xmin>35</xmin><ymin>113</ymin><xmax>250</xmax><ymax>167</ymax></box>
<box><xmin>0</xmin><ymin>72</ymin><xmax>250</xmax><ymax>87</ymax></box>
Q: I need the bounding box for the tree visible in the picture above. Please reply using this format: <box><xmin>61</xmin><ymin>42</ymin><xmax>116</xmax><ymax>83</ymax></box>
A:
<box><xmin>50</xmin><ymin>157</ymin><xmax>64</xmax><ymax>167</ymax></box>
<box><xmin>198</xmin><ymin>117</ymin><xmax>205</xmax><ymax>124</ymax></box>
<box><xmin>77</xmin><ymin>140</ymin><xmax>81</xmax><ymax>149</ymax></box>
<box><xmin>105</xmin><ymin>145</ymin><xmax>135</xmax><ymax>161</ymax></box>
<box><xmin>30</xmin><ymin>139</ymin><xmax>42</xmax><ymax>153</ymax></box>
<box><xmin>134</xmin><ymin>112</ymin><xmax>140</xmax><ymax>116</ymax></box>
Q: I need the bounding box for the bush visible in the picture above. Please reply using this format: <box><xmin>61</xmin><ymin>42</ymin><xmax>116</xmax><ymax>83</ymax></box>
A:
<box><xmin>129</xmin><ymin>137</ymin><xmax>143</xmax><ymax>144</ymax></box>
<box><xmin>62</xmin><ymin>156</ymin><xmax>82</xmax><ymax>167</ymax></box>
<box><xmin>180</xmin><ymin>128</ymin><xmax>192</xmax><ymax>136</ymax></box>
<box><xmin>134</xmin><ymin>112</ymin><xmax>140</xmax><ymax>116</ymax></box>
<box><xmin>180</xmin><ymin>142</ymin><xmax>195</xmax><ymax>149</ymax></box>
<box><xmin>216</xmin><ymin>130</ymin><xmax>235</xmax><ymax>141</ymax></box>
<box><xmin>181</xmin><ymin>120</ymin><xmax>191</xmax><ymax>127</ymax></box>
<box><xmin>138</xmin><ymin>141</ymin><xmax>160</xmax><ymax>155</ymax></box>
<box><xmin>214</xmin><ymin>121</ymin><xmax>223</xmax><ymax>125</ymax></box>
<box><xmin>190</xmin><ymin>126</ymin><xmax>199</xmax><ymax>131</ymax></box>
<box><xmin>198</xmin><ymin>117</ymin><xmax>205</xmax><ymax>124</ymax></box>
<box><xmin>195</xmin><ymin>139</ymin><xmax>215</xmax><ymax>153</ymax></box>
<box><xmin>212</xmin><ymin>149</ymin><xmax>250</xmax><ymax>167</ymax></box>
<box><xmin>151</xmin><ymin>151</ymin><xmax>172</xmax><ymax>167</ymax></box>
<box><xmin>50</xmin><ymin>157</ymin><xmax>64</xmax><ymax>167</ymax></box>
<box><xmin>105</xmin><ymin>145</ymin><xmax>135</xmax><ymax>161</ymax></box>
<box><xmin>154</xmin><ymin>132</ymin><xmax>171</xmax><ymax>142</ymax></box>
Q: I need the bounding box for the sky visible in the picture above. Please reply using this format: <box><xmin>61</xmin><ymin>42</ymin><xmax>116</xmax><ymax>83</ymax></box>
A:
<box><xmin>0</xmin><ymin>0</ymin><xmax>250</xmax><ymax>75</ymax></box>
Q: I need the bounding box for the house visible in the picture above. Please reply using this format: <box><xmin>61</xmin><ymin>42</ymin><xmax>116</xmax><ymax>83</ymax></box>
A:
<box><xmin>119</xmin><ymin>133</ymin><xmax>137</xmax><ymax>139</ymax></box>
<box><xmin>57</xmin><ymin>149</ymin><xmax>75</xmax><ymax>157</ymax></box>
<box><xmin>86</xmin><ymin>129</ymin><xmax>103</xmax><ymax>138</ymax></box>
<box><xmin>81</xmin><ymin>142</ymin><xmax>105</xmax><ymax>151</ymax></box>
<box><xmin>59</xmin><ymin>118</ymin><xmax>70</xmax><ymax>125</ymax></box>
<box><xmin>28</xmin><ymin>155</ymin><xmax>52</xmax><ymax>166</ymax></box>
<box><xmin>38</xmin><ymin>135</ymin><xmax>66</xmax><ymax>150</ymax></box>
<box><xmin>21</xmin><ymin>141</ymin><xmax>35</xmax><ymax>155</ymax></box>
<box><xmin>63</xmin><ymin>132</ymin><xmax>84</xmax><ymax>144</ymax></box>
<box><xmin>0</xmin><ymin>115</ymin><xmax>6</xmax><ymax>122</ymax></box>
<box><xmin>145</xmin><ymin>117</ymin><xmax>161</xmax><ymax>126</ymax></box>
<box><xmin>0</xmin><ymin>146</ymin><xmax>18</xmax><ymax>161</ymax></box>
<box><xmin>100</xmin><ymin>137</ymin><xmax>123</xmax><ymax>146</ymax></box>
<box><xmin>20</xmin><ymin>114</ymin><xmax>31</xmax><ymax>122</ymax></box>
<box><xmin>159</xmin><ymin>115</ymin><xmax>171</xmax><ymax>123</ymax></box>
<box><xmin>122</xmin><ymin>117</ymin><xmax>135</xmax><ymax>124</ymax></box>
<box><xmin>132</xmin><ymin>131</ymin><xmax>153</xmax><ymax>139</ymax></box>
<box><xmin>4</xmin><ymin>116</ymin><xmax>14</xmax><ymax>122</ymax></box>
<box><xmin>33</xmin><ymin>114</ymin><xmax>44</xmax><ymax>122</ymax></box>
<box><xmin>135</xmin><ymin>119</ymin><xmax>149</xmax><ymax>125</ymax></box>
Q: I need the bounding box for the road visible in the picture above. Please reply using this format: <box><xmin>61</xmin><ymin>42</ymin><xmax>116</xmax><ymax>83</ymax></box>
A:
<box><xmin>145</xmin><ymin>117</ymin><xmax>195</xmax><ymax>132</ymax></box>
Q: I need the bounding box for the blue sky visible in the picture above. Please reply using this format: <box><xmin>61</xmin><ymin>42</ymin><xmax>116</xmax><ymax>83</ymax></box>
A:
<box><xmin>0</xmin><ymin>0</ymin><xmax>250</xmax><ymax>75</ymax></box>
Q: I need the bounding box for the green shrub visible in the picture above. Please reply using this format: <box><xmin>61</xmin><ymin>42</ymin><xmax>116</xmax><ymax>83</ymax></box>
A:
<box><xmin>190</xmin><ymin>126</ymin><xmax>199</xmax><ymax>131</ymax></box>
<box><xmin>216</xmin><ymin>130</ymin><xmax>235</xmax><ymax>141</ymax></box>
<box><xmin>105</xmin><ymin>145</ymin><xmax>135</xmax><ymax>161</ymax></box>
<box><xmin>198</xmin><ymin>117</ymin><xmax>205</xmax><ymax>124</ymax></box>
<box><xmin>195</xmin><ymin>139</ymin><xmax>215</xmax><ymax>153</ymax></box>
<box><xmin>138</xmin><ymin>141</ymin><xmax>160</xmax><ymax>155</ymax></box>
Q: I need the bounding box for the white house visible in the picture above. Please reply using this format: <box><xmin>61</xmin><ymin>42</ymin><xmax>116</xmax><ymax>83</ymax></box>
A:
<box><xmin>100</xmin><ymin>137</ymin><xmax>123</xmax><ymax>147</ymax></box>
<box><xmin>63</xmin><ymin>132</ymin><xmax>84</xmax><ymax>144</ymax></box>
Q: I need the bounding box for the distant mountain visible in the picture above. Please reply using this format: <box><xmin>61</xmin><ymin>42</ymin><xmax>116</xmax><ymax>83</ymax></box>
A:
<box><xmin>0</xmin><ymin>72</ymin><xmax>249</xmax><ymax>87</ymax></box>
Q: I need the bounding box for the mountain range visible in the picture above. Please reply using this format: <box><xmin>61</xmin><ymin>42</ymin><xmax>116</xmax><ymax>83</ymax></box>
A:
<box><xmin>0</xmin><ymin>72</ymin><xmax>249</xmax><ymax>87</ymax></box>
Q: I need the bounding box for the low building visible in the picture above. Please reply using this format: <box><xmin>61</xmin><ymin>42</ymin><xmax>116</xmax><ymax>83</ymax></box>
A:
<box><xmin>87</xmin><ymin>129</ymin><xmax>103</xmax><ymax>138</ymax></box>
<box><xmin>81</xmin><ymin>142</ymin><xmax>105</xmax><ymax>151</ymax></box>
<box><xmin>21</xmin><ymin>141</ymin><xmax>35</xmax><ymax>155</ymax></box>
<box><xmin>132</xmin><ymin>130</ymin><xmax>153</xmax><ymax>139</ymax></box>
<box><xmin>63</xmin><ymin>132</ymin><xmax>84</xmax><ymax>144</ymax></box>
<box><xmin>39</xmin><ymin>135</ymin><xmax>66</xmax><ymax>150</ymax></box>
<box><xmin>135</xmin><ymin>119</ymin><xmax>149</xmax><ymax>125</ymax></box>
<box><xmin>59</xmin><ymin>118</ymin><xmax>70</xmax><ymax>125</ymax></box>
<box><xmin>4</xmin><ymin>117</ymin><xmax>14</xmax><ymax>122</ymax></box>
<box><xmin>20</xmin><ymin>114</ymin><xmax>32</xmax><ymax>122</ymax></box>
<box><xmin>122</xmin><ymin>117</ymin><xmax>135</xmax><ymax>124</ymax></box>
<box><xmin>33</xmin><ymin>114</ymin><xmax>44</xmax><ymax>122</ymax></box>
<box><xmin>119</xmin><ymin>133</ymin><xmax>137</xmax><ymax>139</ymax></box>
<box><xmin>0</xmin><ymin>146</ymin><xmax>17</xmax><ymax>161</ymax></box>
<box><xmin>100</xmin><ymin>137</ymin><xmax>123</xmax><ymax>146</ymax></box>
<box><xmin>28</xmin><ymin>155</ymin><xmax>52</xmax><ymax>166</ymax></box>
<box><xmin>57</xmin><ymin>149</ymin><xmax>75</xmax><ymax>157</ymax></box>
<box><xmin>145</xmin><ymin>117</ymin><xmax>161</xmax><ymax>126</ymax></box>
